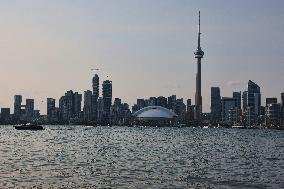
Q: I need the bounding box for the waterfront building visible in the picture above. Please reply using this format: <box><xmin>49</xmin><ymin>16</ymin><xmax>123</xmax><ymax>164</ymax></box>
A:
<box><xmin>132</xmin><ymin>104</ymin><xmax>139</xmax><ymax>113</ymax></box>
<box><xmin>194</xmin><ymin>11</ymin><xmax>204</xmax><ymax>120</ymax></box>
<box><xmin>233</xmin><ymin>91</ymin><xmax>242</xmax><ymax>111</ymax></box>
<box><xmin>13</xmin><ymin>95</ymin><xmax>22</xmax><ymax>119</ymax></box>
<box><xmin>175</xmin><ymin>98</ymin><xmax>186</xmax><ymax>122</ymax></box>
<box><xmin>74</xmin><ymin>92</ymin><xmax>82</xmax><ymax>117</ymax></box>
<box><xmin>167</xmin><ymin>95</ymin><xmax>176</xmax><ymax>111</ymax></box>
<box><xmin>102</xmin><ymin>80</ymin><xmax>112</xmax><ymax>124</ymax></box>
<box><xmin>157</xmin><ymin>96</ymin><xmax>167</xmax><ymax>108</ymax></box>
<box><xmin>221</xmin><ymin>97</ymin><xmax>237</xmax><ymax>122</ymax></box>
<box><xmin>47</xmin><ymin>98</ymin><xmax>56</xmax><ymax>121</ymax></box>
<box><xmin>186</xmin><ymin>99</ymin><xmax>191</xmax><ymax>112</ymax></box>
<box><xmin>92</xmin><ymin>74</ymin><xmax>99</xmax><ymax>99</ymax></box>
<box><xmin>265</xmin><ymin>103</ymin><xmax>280</xmax><ymax>126</ymax></box>
<box><xmin>137</xmin><ymin>99</ymin><xmax>146</xmax><ymax>110</ymax></box>
<box><xmin>242</xmin><ymin>91</ymin><xmax>248</xmax><ymax>113</ymax></box>
<box><xmin>110</xmin><ymin>98</ymin><xmax>131</xmax><ymax>125</ymax></box>
<box><xmin>33</xmin><ymin>110</ymin><xmax>40</xmax><ymax>119</ymax></box>
<box><xmin>83</xmin><ymin>90</ymin><xmax>93</xmax><ymax>121</ymax></box>
<box><xmin>211</xmin><ymin>87</ymin><xmax>221</xmax><ymax>123</ymax></box>
<box><xmin>233</xmin><ymin>91</ymin><xmax>242</xmax><ymax>123</ymax></box>
<box><xmin>186</xmin><ymin>105</ymin><xmax>195</xmax><ymax>123</ymax></box>
<box><xmin>59</xmin><ymin>90</ymin><xmax>82</xmax><ymax>122</ymax></box>
<box><xmin>111</xmin><ymin>98</ymin><xmax>121</xmax><ymax>125</ymax></box>
<box><xmin>244</xmin><ymin>80</ymin><xmax>261</xmax><ymax>124</ymax></box>
<box><xmin>149</xmin><ymin>97</ymin><xmax>157</xmax><ymax>106</ymax></box>
<box><xmin>92</xmin><ymin>74</ymin><xmax>99</xmax><ymax>120</ymax></box>
<box><xmin>1</xmin><ymin>108</ymin><xmax>11</xmax><ymax>123</ymax></box>
<box><xmin>97</xmin><ymin>97</ymin><xmax>104</xmax><ymax>124</ymax></box>
<box><xmin>25</xmin><ymin>99</ymin><xmax>34</xmax><ymax>121</ymax></box>
<box><xmin>266</xmin><ymin>97</ymin><xmax>277</xmax><ymax>106</ymax></box>
<box><xmin>133</xmin><ymin>106</ymin><xmax>178</xmax><ymax>126</ymax></box>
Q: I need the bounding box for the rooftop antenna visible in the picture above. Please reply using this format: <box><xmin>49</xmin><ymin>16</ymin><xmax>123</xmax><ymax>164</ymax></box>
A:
<box><xmin>198</xmin><ymin>10</ymin><xmax>201</xmax><ymax>49</ymax></box>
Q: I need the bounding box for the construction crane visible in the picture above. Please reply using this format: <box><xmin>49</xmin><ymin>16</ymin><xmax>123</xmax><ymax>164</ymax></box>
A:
<box><xmin>91</xmin><ymin>68</ymin><xmax>99</xmax><ymax>71</ymax></box>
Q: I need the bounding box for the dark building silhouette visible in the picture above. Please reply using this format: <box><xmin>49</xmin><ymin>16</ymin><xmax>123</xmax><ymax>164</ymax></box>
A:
<box><xmin>97</xmin><ymin>97</ymin><xmax>104</xmax><ymax>124</ymax></box>
<box><xmin>186</xmin><ymin>99</ymin><xmax>194</xmax><ymax>122</ymax></box>
<box><xmin>14</xmin><ymin>95</ymin><xmax>22</xmax><ymax>119</ymax></box>
<box><xmin>244</xmin><ymin>80</ymin><xmax>261</xmax><ymax>125</ymax></box>
<box><xmin>211</xmin><ymin>87</ymin><xmax>221</xmax><ymax>123</ymax></box>
<box><xmin>47</xmin><ymin>98</ymin><xmax>56</xmax><ymax>121</ymax></box>
<box><xmin>137</xmin><ymin>99</ymin><xmax>146</xmax><ymax>110</ymax></box>
<box><xmin>186</xmin><ymin>99</ymin><xmax>191</xmax><ymax>112</ymax></box>
<box><xmin>102</xmin><ymin>80</ymin><xmax>112</xmax><ymax>124</ymax></box>
<box><xmin>167</xmin><ymin>95</ymin><xmax>176</xmax><ymax>111</ymax></box>
<box><xmin>92</xmin><ymin>74</ymin><xmax>99</xmax><ymax>99</ymax></box>
<box><xmin>92</xmin><ymin>74</ymin><xmax>99</xmax><ymax>120</ymax></box>
<box><xmin>83</xmin><ymin>90</ymin><xmax>93</xmax><ymax>121</ymax></box>
<box><xmin>266</xmin><ymin>97</ymin><xmax>277</xmax><ymax>106</ymax></box>
<box><xmin>59</xmin><ymin>90</ymin><xmax>82</xmax><ymax>122</ymax></box>
<box><xmin>1</xmin><ymin>108</ymin><xmax>11</xmax><ymax>123</ymax></box>
<box><xmin>25</xmin><ymin>99</ymin><xmax>34</xmax><ymax>120</ymax></box>
<box><xmin>242</xmin><ymin>91</ymin><xmax>248</xmax><ymax>112</ymax></box>
<box><xmin>194</xmin><ymin>11</ymin><xmax>204</xmax><ymax>120</ymax></box>
<box><xmin>157</xmin><ymin>96</ymin><xmax>167</xmax><ymax>108</ymax></box>
<box><xmin>149</xmin><ymin>97</ymin><xmax>157</xmax><ymax>106</ymax></box>
<box><xmin>266</xmin><ymin>103</ymin><xmax>280</xmax><ymax>126</ymax></box>
<box><xmin>221</xmin><ymin>97</ymin><xmax>237</xmax><ymax>122</ymax></box>
<box><xmin>74</xmin><ymin>92</ymin><xmax>82</xmax><ymax>117</ymax></box>
<box><xmin>233</xmin><ymin>91</ymin><xmax>242</xmax><ymax>111</ymax></box>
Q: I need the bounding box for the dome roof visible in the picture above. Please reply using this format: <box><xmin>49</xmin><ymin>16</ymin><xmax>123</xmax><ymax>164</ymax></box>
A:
<box><xmin>133</xmin><ymin>106</ymin><xmax>177</xmax><ymax>120</ymax></box>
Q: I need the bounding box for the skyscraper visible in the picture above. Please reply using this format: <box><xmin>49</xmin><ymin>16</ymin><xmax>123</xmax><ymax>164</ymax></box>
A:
<box><xmin>242</xmin><ymin>91</ymin><xmax>248</xmax><ymax>112</ymax></box>
<box><xmin>233</xmin><ymin>91</ymin><xmax>242</xmax><ymax>110</ymax></box>
<box><xmin>47</xmin><ymin>98</ymin><xmax>56</xmax><ymax>120</ymax></box>
<box><xmin>74</xmin><ymin>92</ymin><xmax>82</xmax><ymax>117</ymax></box>
<box><xmin>243</xmin><ymin>80</ymin><xmax>261</xmax><ymax>125</ymax></box>
<box><xmin>83</xmin><ymin>90</ymin><xmax>92</xmax><ymax>121</ymax></box>
<box><xmin>157</xmin><ymin>96</ymin><xmax>167</xmax><ymax>108</ymax></box>
<box><xmin>247</xmin><ymin>80</ymin><xmax>261</xmax><ymax>115</ymax></box>
<box><xmin>59</xmin><ymin>90</ymin><xmax>82</xmax><ymax>122</ymax></box>
<box><xmin>102</xmin><ymin>80</ymin><xmax>112</xmax><ymax>124</ymax></box>
<box><xmin>211</xmin><ymin>87</ymin><xmax>221</xmax><ymax>122</ymax></box>
<box><xmin>91</xmin><ymin>74</ymin><xmax>99</xmax><ymax>121</ymax></box>
<box><xmin>167</xmin><ymin>95</ymin><xmax>176</xmax><ymax>110</ymax></box>
<box><xmin>194</xmin><ymin>11</ymin><xmax>204</xmax><ymax>120</ymax></box>
<box><xmin>186</xmin><ymin>99</ymin><xmax>191</xmax><ymax>112</ymax></box>
<box><xmin>92</xmin><ymin>74</ymin><xmax>99</xmax><ymax>99</ymax></box>
<box><xmin>149</xmin><ymin>97</ymin><xmax>157</xmax><ymax>106</ymax></box>
<box><xmin>14</xmin><ymin>95</ymin><xmax>22</xmax><ymax>119</ymax></box>
<box><xmin>266</xmin><ymin>98</ymin><xmax>277</xmax><ymax>106</ymax></box>
<box><xmin>137</xmin><ymin>99</ymin><xmax>146</xmax><ymax>110</ymax></box>
<box><xmin>25</xmin><ymin>99</ymin><xmax>34</xmax><ymax>120</ymax></box>
<box><xmin>221</xmin><ymin>97</ymin><xmax>237</xmax><ymax>122</ymax></box>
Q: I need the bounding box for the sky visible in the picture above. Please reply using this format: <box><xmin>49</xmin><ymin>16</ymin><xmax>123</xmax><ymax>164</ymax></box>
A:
<box><xmin>0</xmin><ymin>0</ymin><xmax>284</xmax><ymax>114</ymax></box>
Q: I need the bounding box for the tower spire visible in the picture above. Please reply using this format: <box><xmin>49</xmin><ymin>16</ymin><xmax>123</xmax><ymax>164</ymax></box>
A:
<box><xmin>198</xmin><ymin>11</ymin><xmax>201</xmax><ymax>49</ymax></box>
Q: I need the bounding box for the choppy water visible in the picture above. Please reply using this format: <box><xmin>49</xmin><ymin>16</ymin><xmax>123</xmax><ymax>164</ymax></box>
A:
<box><xmin>0</xmin><ymin>125</ymin><xmax>284</xmax><ymax>188</ymax></box>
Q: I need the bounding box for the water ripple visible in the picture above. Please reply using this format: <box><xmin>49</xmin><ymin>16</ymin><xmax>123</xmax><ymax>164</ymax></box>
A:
<box><xmin>0</xmin><ymin>125</ymin><xmax>283</xmax><ymax>188</ymax></box>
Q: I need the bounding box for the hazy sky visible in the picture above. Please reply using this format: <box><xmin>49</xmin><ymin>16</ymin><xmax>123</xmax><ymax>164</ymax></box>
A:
<box><xmin>0</xmin><ymin>0</ymin><xmax>284</xmax><ymax>114</ymax></box>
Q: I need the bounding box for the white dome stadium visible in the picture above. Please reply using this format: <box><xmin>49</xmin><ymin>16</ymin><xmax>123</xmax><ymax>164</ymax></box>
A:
<box><xmin>133</xmin><ymin>106</ymin><xmax>177</xmax><ymax>120</ymax></box>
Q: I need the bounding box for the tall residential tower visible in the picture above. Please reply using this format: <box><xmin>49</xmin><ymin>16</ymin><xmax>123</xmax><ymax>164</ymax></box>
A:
<box><xmin>194</xmin><ymin>11</ymin><xmax>204</xmax><ymax>119</ymax></box>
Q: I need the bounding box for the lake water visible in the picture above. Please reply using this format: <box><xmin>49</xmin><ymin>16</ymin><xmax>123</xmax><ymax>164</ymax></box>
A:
<box><xmin>0</xmin><ymin>125</ymin><xmax>283</xmax><ymax>188</ymax></box>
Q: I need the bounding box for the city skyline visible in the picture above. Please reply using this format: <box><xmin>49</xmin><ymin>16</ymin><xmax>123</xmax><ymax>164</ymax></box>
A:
<box><xmin>0</xmin><ymin>0</ymin><xmax>284</xmax><ymax>114</ymax></box>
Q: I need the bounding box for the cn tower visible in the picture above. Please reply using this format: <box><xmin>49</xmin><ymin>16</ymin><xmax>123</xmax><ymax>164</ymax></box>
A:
<box><xmin>194</xmin><ymin>11</ymin><xmax>204</xmax><ymax>120</ymax></box>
